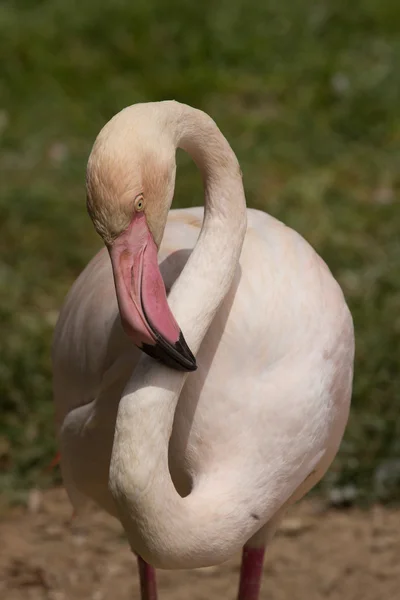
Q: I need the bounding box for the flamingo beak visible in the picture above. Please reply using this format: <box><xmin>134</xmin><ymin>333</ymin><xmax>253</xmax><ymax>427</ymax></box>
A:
<box><xmin>109</xmin><ymin>212</ymin><xmax>197</xmax><ymax>372</ymax></box>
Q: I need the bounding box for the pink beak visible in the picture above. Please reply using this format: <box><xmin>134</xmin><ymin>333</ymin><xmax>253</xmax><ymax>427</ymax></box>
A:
<box><xmin>109</xmin><ymin>212</ymin><xmax>197</xmax><ymax>372</ymax></box>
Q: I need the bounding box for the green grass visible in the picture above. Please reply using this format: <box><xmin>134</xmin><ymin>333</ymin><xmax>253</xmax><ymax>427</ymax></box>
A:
<box><xmin>1</xmin><ymin>0</ymin><xmax>400</xmax><ymax>504</ymax></box>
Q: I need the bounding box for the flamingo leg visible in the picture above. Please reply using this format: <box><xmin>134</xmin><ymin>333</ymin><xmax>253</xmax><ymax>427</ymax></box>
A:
<box><xmin>137</xmin><ymin>555</ymin><xmax>158</xmax><ymax>600</ymax></box>
<box><xmin>237</xmin><ymin>545</ymin><xmax>266</xmax><ymax>600</ymax></box>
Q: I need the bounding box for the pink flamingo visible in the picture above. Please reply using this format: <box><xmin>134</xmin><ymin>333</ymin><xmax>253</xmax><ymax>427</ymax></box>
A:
<box><xmin>52</xmin><ymin>101</ymin><xmax>354</xmax><ymax>600</ymax></box>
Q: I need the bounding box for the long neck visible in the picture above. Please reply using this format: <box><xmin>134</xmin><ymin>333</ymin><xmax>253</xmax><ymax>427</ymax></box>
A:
<box><xmin>169</xmin><ymin>102</ymin><xmax>247</xmax><ymax>350</ymax></box>
<box><xmin>109</xmin><ymin>103</ymin><xmax>249</xmax><ymax>568</ymax></box>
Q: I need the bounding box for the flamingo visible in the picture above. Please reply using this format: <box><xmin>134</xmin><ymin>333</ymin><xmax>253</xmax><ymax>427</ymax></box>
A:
<box><xmin>52</xmin><ymin>101</ymin><xmax>354</xmax><ymax>600</ymax></box>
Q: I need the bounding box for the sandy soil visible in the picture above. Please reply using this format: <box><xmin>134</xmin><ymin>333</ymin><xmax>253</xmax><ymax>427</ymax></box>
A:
<box><xmin>1</xmin><ymin>488</ymin><xmax>399</xmax><ymax>600</ymax></box>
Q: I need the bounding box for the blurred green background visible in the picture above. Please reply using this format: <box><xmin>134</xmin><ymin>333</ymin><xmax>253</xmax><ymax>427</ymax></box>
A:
<box><xmin>0</xmin><ymin>0</ymin><xmax>399</xmax><ymax>505</ymax></box>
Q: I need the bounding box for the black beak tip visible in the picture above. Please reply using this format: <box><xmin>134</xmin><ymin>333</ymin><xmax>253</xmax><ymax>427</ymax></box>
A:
<box><xmin>175</xmin><ymin>331</ymin><xmax>197</xmax><ymax>370</ymax></box>
<box><xmin>142</xmin><ymin>331</ymin><xmax>197</xmax><ymax>372</ymax></box>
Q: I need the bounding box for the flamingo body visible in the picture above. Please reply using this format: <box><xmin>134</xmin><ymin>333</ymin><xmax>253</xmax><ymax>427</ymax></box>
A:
<box><xmin>54</xmin><ymin>206</ymin><xmax>352</xmax><ymax>537</ymax></box>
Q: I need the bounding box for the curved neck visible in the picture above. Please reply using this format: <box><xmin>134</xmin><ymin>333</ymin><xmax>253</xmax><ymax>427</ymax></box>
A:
<box><xmin>169</xmin><ymin>102</ymin><xmax>247</xmax><ymax>351</ymax></box>
<box><xmin>109</xmin><ymin>103</ymin><xmax>249</xmax><ymax>568</ymax></box>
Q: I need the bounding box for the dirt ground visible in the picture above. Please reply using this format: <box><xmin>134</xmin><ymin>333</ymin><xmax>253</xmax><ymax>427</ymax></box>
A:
<box><xmin>1</xmin><ymin>488</ymin><xmax>399</xmax><ymax>600</ymax></box>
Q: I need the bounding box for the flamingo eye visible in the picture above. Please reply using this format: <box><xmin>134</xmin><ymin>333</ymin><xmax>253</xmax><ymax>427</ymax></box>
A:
<box><xmin>134</xmin><ymin>194</ymin><xmax>145</xmax><ymax>211</ymax></box>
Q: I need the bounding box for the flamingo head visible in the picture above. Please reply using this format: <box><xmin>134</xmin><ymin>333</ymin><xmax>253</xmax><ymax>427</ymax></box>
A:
<box><xmin>85</xmin><ymin>104</ymin><xmax>197</xmax><ymax>372</ymax></box>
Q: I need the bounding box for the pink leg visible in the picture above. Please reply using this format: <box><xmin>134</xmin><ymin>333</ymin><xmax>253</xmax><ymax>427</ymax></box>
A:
<box><xmin>237</xmin><ymin>545</ymin><xmax>266</xmax><ymax>600</ymax></box>
<box><xmin>137</xmin><ymin>555</ymin><xmax>158</xmax><ymax>600</ymax></box>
